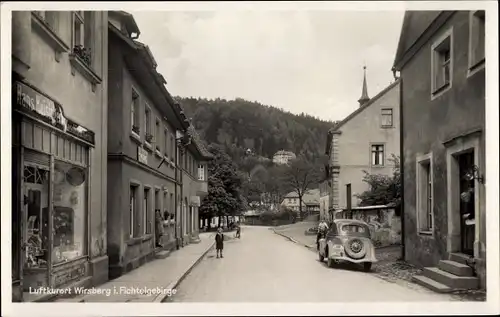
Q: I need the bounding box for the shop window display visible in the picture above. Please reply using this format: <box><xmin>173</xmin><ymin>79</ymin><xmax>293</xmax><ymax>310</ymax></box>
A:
<box><xmin>52</xmin><ymin>161</ymin><xmax>87</xmax><ymax>264</ymax></box>
<box><xmin>23</xmin><ymin>164</ymin><xmax>50</xmax><ymax>290</ymax></box>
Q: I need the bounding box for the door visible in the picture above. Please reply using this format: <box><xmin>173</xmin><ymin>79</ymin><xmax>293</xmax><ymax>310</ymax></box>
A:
<box><xmin>458</xmin><ymin>151</ymin><xmax>475</xmax><ymax>256</ymax></box>
<box><xmin>22</xmin><ymin>164</ymin><xmax>50</xmax><ymax>291</ymax></box>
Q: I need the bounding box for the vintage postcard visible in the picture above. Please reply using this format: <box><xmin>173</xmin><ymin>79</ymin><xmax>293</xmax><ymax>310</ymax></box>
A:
<box><xmin>1</xmin><ymin>1</ymin><xmax>498</xmax><ymax>316</ymax></box>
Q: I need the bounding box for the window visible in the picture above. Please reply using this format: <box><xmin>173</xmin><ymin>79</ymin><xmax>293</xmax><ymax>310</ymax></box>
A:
<box><xmin>52</xmin><ymin>161</ymin><xmax>88</xmax><ymax>264</ymax></box>
<box><xmin>35</xmin><ymin>11</ymin><xmax>59</xmax><ymax>31</ymax></box>
<box><xmin>144</xmin><ymin>106</ymin><xmax>151</xmax><ymax>144</ymax></box>
<box><xmin>381</xmin><ymin>109</ymin><xmax>393</xmax><ymax>127</ymax></box>
<box><xmin>155</xmin><ymin>118</ymin><xmax>161</xmax><ymax>152</ymax></box>
<box><xmin>341</xmin><ymin>224</ymin><xmax>367</xmax><ymax>233</ymax></box>
<box><xmin>371</xmin><ymin>144</ymin><xmax>384</xmax><ymax>166</ymax></box>
<box><xmin>130</xmin><ymin>185</ymin><xmax>138</xmax><ymax>237</ymax></box>
<box><xmin>164</xmin><ymin>128</ymin><xmax>169</xmax><ymax>157</ymax></box>
<box><xmin>431</xmin><ymin>30</ymin><xmax>452</xmax><ymax>94</ymax></box>
<box><xmin>197</xmin><ymin>164</ymin><xmax>202</xmax><ymax>180</ymax></box>
<box><xmin>163</xmin><ymin>191</ymin><xmax>169</xmax><ymax>220</ymax></box>
<box><xmin>72</xmin><ymin>11</ymin><xmax>94</xmax><ymax>67</ymax></box>
<box><xmin>469</xmin><ymin>10</ymin><xmax>485</xmax><ymax>70</ymax></box>
<box><xmin>155</xmin><ymin>188</ymin><xmax>161</xmax><ymax>224</ymax></box>
<box><xmin>170</xmin><ymin>134</ymin><xmax>175</xmax><ymax>159</ymax></box>
<box><xmin>417</xmin><ymin>157</ymin><xmax>433</xmax><ymax>233</ymax></box>
<box><xmin>144</xmin><ymin>188</ymin><xmax>151</xmax><ymax>234</ymax></box>
<box><xmin>170</xmin><ymin>193</ymin><xmax>174</xmax><ymax>220</ymax></box>
<box><xmin>73</xmin><ymin>11</ymin><xmax>84</xmax><ymax>47</ymax></box>
<box><xmin>131</xmin><ymin>89</ymin><xmax>140</xmax><ymax>135</ymax></box>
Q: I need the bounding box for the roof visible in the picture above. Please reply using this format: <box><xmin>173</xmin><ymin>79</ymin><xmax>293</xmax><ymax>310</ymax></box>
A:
<box><xmin>283</xmin><ymin>189</ymin><xmax>320</xmax><ymax>203</ymax></box>
<box><xmin>274</xmin><ymin>150</ymin><xmax>296</xmax><ymax>157</ymax></box>
<box><xmin>186</xmin><ymin>125</ymin><xmax>213</xmax><ymax>160</ymax></box>
<box><xmin>393</xmin><ymin>11</ymin><xmax>455</xmax><ymax>70</ymax></box>
<box><xmin>109</xmin><ymin>11</ymin><xmax>140</xmax><ymax>37</ymax></box>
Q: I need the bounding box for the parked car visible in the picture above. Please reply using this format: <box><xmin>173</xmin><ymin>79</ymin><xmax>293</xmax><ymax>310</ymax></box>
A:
<box><xmin>318</xmin><ymin>219</ymin><xmax>377</xmax><ymax>272</ymax></box>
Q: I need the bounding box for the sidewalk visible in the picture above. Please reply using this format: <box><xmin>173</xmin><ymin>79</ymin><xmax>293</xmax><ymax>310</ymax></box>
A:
<box><xmin>56</xmin><ymin>232</ymin><xmax>215</xmax><ymax>303</ymax></box>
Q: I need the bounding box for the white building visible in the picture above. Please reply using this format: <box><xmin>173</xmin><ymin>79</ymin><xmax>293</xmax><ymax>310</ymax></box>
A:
<box><xmin>272</xmin><ymin>150</ymin><xmax>296</xmax><ymax>165</ymax></box>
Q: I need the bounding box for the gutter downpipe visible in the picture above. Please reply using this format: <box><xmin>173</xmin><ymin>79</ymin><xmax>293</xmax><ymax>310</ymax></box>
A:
<box><xmin>399</xmin><ymin>76</ymin><xmax>405</xmax><ymax>261</ymax></box>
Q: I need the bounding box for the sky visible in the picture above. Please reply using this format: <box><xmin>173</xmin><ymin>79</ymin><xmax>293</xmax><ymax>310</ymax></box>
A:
<box><xmin>132</xmin><ymin>10</ymin><xmax>405</xmax><ymax>122</ymax></box>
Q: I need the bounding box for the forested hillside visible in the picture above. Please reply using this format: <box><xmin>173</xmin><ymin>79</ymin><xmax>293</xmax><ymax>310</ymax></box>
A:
<box><xmin>176</xmin><ymin>97</ymin><xmax>338</xmax><ymax>162</ymax></box>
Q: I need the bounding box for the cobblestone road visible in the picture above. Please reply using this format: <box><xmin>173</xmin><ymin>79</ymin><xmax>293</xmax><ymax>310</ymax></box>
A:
<box><xmin>170</xmin><ymin>226</ymin><xmax>457</xmax><ymax>302</ymax></box>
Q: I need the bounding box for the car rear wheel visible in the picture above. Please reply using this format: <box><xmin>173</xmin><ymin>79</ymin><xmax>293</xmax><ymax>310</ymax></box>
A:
<box><xmin>363</xmin><ymin>262</ymin><xmax>372</xmax><ymax>272</ymax></box>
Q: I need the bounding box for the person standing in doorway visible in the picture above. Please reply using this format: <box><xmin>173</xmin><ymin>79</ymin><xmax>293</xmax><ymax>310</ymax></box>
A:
<box><xmin>215</xmin><ymin>227</ymin><xmax>224</xmax><ymax>258</ymax></box>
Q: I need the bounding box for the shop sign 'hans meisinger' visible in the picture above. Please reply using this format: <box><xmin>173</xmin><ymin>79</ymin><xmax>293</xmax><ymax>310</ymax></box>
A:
<box><xmin>15</xmin><ymin>81</ymin><xmax>95</xmax><ymax>145</ymax></box>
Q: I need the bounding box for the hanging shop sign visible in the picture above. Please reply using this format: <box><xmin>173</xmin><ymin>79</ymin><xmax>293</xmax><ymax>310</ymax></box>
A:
<box><xmin>138</xmin><ymin>146</ymin><xmax>148</xmax><ymax>165</ymax></box>
<box><xmin>15</xmin><ymin>81</ymin><xmax>95</xmax><ymax>145</ymax></box>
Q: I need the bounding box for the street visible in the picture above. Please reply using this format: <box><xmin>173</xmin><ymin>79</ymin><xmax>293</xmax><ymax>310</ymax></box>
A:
<box><xmin>170</xmin><ymin>226</ymin><xmax>456</xmax><ymax>302</ymax></box>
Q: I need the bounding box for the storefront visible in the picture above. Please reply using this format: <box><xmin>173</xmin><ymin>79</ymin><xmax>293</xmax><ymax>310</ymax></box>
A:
<box><xmin>12</xmin><ymin>79</ymin><xmax>95</xmax><ymax>302</ymax></box>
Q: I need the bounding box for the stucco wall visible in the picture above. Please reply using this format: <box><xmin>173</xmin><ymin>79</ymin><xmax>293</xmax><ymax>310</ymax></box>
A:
<box><xmin>335</xmin><ymin>81</ymin><xmax>400</xmax><ymax>209</ymax></box>
<box><xmin>121</xmin><ymin>63</ymin><xmax>177</xmax><ymax>180</ymax></box>
<box><xmin>401</xmin><ymin>12</ymin><xmax>485</xmax><ymax>270</ymax></box>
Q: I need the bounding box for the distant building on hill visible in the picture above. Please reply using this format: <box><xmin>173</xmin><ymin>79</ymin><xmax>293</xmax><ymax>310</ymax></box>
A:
<box><xmin>272</xmin><ymin>150</ymin><xmax>296</xmax><ymax>165</ymax></box>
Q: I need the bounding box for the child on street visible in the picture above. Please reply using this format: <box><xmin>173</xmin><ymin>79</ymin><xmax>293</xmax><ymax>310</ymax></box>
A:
<box><xmin>215</xmin><ymin>227</ymin><xmax>224</xmax><ymax>258</ymax></box>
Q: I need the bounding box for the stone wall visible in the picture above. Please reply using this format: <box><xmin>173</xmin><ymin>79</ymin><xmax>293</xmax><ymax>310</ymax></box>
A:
<box><xmin>338</xmin><ymin>207</ymin><xmax>401</xmax><ymax>247</ymax></box>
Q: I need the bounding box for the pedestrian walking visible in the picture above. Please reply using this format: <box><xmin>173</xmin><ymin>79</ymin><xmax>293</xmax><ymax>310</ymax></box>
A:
<box><xmin>235</xmin><ymin>224</ymin><xmax>241</xmax><ymax>239</ymax></box>
<box><xmin>215</xmin><ymin>227</ymin><xmax>224</xmax><ymax>258</ymax></box>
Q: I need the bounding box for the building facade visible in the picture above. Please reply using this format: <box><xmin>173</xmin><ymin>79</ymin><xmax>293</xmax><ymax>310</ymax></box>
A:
<box><xmin>106</xmin><ymin>12</ymin><xmax>210</xmax><ymax>279</ymax></box>
<box><xmin>393</xmin><ymin>11</ymin><xmax>486</xmax><ymax>288</ymax></box>
<box><xmin>281</xmin><ymin>189</ymin><xmax>320</xmax><ymax>214</ymax></box>
<box><xmin>11</xmin><ymin>11</ymin><xmax>109</xmax><ymax>301</ymax></box>
<box><xmin>326</xmin><ymin>69</ymin><xmax>400</xmax><ymax>212</ymax></box>
<box><xmin>272</xmin><ymin>150</ymin><xmax>296</xmax><ymax>165</ymax></box>
<box><xmin>319</xmin><ymin>179</ymin><xmax>330</xmax><ymax>221</ymax></box>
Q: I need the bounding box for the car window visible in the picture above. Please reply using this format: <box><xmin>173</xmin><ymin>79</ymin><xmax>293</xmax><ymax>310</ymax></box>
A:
<box><xmin>341</xmin><ymin>224</ymin><xmax>366</xmax><ymax>233</ymax></box>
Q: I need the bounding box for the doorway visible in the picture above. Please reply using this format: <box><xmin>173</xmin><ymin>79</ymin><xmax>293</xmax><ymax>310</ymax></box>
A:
<box><xmin>22</xmin><ymin>164</ymin><xmax>50</xmax><ymax>293</ymax></box>
<box><xmin>458</xmin><ymin>151</ymin><xmax>475</xmax><ymax>255</ymax></box>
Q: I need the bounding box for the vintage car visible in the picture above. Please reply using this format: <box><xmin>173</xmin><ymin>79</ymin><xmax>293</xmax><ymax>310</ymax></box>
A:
<box><xmin>318</xmin><ymin>219</ymin><xmax>377</xmax><ymax>272</ymax></box>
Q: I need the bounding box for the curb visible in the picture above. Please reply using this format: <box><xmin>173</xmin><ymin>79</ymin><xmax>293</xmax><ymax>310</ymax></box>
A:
<box><xmin>155</xmin><ymin>240</ymin><xmax>216</xmax><ymax>303</ymax></box>
<box><xmin>273</xmin><ymin>229</ymin><xmax>316</xmax><ymax>251</ymax></box>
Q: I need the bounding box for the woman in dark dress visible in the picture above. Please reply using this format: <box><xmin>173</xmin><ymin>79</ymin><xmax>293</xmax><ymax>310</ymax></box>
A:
<box><xmin>215</xmin><ymin>227</ymin><xmax>224</xmax><ymax>258</ymax></box>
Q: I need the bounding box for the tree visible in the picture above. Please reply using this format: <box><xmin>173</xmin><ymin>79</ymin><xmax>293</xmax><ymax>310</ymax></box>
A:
<box><xmin>199</xmin><ymin>144</ymin><xmax>246</xmax><ymax>228</ymax></box>
<box><xmin>355</xmin><ymin>154</ymin><xmax>401</xmax><ymax>215</ymax></box>
<box><xmin>282</xmin><ymin>157</ymin><xmax>322</xmax><ymax>219</ymax></box>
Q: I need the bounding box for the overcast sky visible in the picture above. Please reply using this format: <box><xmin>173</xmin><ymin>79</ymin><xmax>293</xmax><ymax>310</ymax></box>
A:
<box><xmin>132</xmin><ymin>10</ymin><xmax>404</xmax><ymax>122</ymax></box>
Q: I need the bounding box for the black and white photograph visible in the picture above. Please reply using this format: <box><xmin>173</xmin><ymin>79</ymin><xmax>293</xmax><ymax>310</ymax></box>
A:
<box><xmin>1</xmin><ymin>1</ymin><xmax>498</xmax><ymax>316</ymax></box>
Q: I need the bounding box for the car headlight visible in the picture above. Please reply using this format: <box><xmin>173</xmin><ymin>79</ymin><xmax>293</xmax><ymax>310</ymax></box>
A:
<box><xmin>332</xmin><ymin>244</ymin><xmax>344</xmax><ymax>250</ymax></box>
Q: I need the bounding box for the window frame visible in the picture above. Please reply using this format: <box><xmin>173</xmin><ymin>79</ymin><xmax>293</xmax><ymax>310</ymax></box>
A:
<box><xmin>416</xmin><ymin>153</ymin><xmax>434</xmax><ymax>235</ymax></box>
<box><xmin>468</xmin><ymin>10</ymin><xmax>486</xmax><ymax>77</ymax></box>
<box><xmin>163</xmin><ymin>127</ymin><xmax>169</xmax><ymax>158</ymax></box>
<box><xmin>155</xmin><ymin>117</ymin><xmax>162</xmax><ymax>155</ymax></box>
<box><xmin>370</xmin><ymin>144</ymin><xmax>385</xmax><ymax>167</ymax></box>
<box><xmin>144</xmin><ymin>104</ymin><xmax>152</xmax><ymax>148</ymax></box>
<box><xmin>129</xmin><ymin>182</ymin><xmax>140</xmax><ymax>238</ymax></box>
<box><xmin>130</xmin><ymin>88</ymin><xmax>141</xmax><ymax>140</ymax></box>
<box><xmin>431</xmin><ymin>27</ymin><xmax>454</xmax><ymax>100</ymax></box>
<box><xmin>381</xmin><ymin>108</ymin><xmax>393</xmax><ymax>128</ymax></box>
<box><xmin>72</xmin><ymin>11</ymin><xmax>85</xmax><ymax>48</ymax></box>
<box><xmin>143</xmin><ymin>186</ymin><xmax>152</xmax><ymax>235</ymax></box>
<box><xmin>198</xmin><ymin>164</ymin><xmax>205</xmax><ymax>181</ymax></box>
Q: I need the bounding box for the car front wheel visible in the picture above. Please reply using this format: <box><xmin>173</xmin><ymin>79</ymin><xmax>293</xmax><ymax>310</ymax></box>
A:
<box><xmin>327</xmin><ymin>257</ymin><xmax>335</xmax><ymax>268</ymax></box>
<box><xmin>363</xmin><ymin>262</ymin><xmax>372</xmax><ymax>272</ymax></box>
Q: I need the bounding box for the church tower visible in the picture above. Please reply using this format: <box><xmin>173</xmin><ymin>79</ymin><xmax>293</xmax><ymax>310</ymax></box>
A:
<box><xmin>358</xmin><ymin>65</ymin><xmax>370</xmax><ymax>106</ymax></box>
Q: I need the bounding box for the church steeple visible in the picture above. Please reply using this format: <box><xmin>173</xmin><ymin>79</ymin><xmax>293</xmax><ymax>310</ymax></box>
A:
<box><xmin>358</xmin><ymin>65</ymin><xmax>370</xmax><ymax>106</ymax></box>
